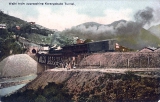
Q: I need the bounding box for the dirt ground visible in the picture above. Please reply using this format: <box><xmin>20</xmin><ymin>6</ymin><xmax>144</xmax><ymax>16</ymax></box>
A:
<box><xmin>47</xmin><ymin>67</ymin><xmax>160</xmax><ymax>73</ymax></box>
<box><xmin>14</xmin><ymin>68</ymin><xmax>160</xmax><ymax>102</ymax></box>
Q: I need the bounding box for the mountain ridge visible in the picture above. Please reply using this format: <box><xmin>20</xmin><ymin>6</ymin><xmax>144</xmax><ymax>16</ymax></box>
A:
<box><xmin>59</xmin><ymin>20</ymin><xmax>160</xmax><ymax>50</ymax></box>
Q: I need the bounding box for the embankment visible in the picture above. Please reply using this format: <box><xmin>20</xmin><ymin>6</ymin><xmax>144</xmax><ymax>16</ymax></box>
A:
<box><xmin>2</xmin><ymin>70</ymin><xmax>160</xmax><ymax>102</ymax></box>
<box><xmin>79</xmin><ymin>52</ymin><xmax>160</xmax><ymax>68</ymax></box>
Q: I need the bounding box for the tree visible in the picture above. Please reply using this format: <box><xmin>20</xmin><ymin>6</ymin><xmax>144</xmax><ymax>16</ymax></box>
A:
<box><xmin>51</xmin><ymin>32</ymin><xmax>74</xmax><ymax>47</ymax></box>
<box><xmin>0</xmin><ymin>29</ymin><xmax>10</xmax><ymax>39</ymax></box>
<box><xmin>0</xmin><ymin>29</ymin><xmax>23</xmax><ymax>61</ymax></box>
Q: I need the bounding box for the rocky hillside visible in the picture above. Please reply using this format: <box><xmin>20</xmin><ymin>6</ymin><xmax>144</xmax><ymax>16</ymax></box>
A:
<box><xmin>2</xmin><ymin>70</ymin><xmax>160</xmax><ymax>102</ymax></box>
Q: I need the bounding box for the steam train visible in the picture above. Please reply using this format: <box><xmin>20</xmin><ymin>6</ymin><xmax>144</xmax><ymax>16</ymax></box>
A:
<box><xmin>49</xmin><ymin>39</ymin><xmax>116</xmax><ymax>55</ymax></box>
<box><xmin>37</xmin><ymin>39</ymin><xmax>116</xmax><ymax>68</ymax></box>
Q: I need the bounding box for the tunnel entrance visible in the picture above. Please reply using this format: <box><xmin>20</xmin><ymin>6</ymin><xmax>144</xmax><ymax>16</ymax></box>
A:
<box><xmin>32</xmin><ymin>49</ymin><xmax>36</xmax><ymax>54</ymax></box>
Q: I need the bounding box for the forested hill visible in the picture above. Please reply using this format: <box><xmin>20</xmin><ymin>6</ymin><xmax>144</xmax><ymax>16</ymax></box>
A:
<box><xmin>0</xmin><ymin>11</ymin><xmax>55</xmax><ymax>61</ymax></box>
<box><xmin>0</xmin><ymin>11</ymin><xmax>55</xmax><ymax>36</ymax></box>
<box><xmin>0</xmin><ymin>11</ymin><xmax>27</xmax><ymax>26</ymax></box>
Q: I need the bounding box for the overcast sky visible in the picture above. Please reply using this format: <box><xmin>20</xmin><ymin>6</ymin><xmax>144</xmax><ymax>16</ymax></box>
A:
<box><xmin>0</xmin><ymin>0</ymin><xmax>160</xmax><ymax>31</ymax></box>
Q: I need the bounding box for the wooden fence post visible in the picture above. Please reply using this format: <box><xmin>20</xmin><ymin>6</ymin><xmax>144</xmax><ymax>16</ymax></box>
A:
<box><xmin>127</xmin><ymin>59</ymin><xmax>129</xmax><ymax>68</ymax></box>
<box><xmin>148</xmin><ymin>56</ymin><xmax>150</xmax><ymax>68</ymax></box>
<box><xmin>139</xmin><ymin>58</ymin><xmax>141</xmax><ymax>68</ymax></box>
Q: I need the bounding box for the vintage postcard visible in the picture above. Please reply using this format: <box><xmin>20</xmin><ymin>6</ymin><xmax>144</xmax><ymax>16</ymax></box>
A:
<box><xmin>0</xmin><ymin>0</ymin><xmax>160</xmax><ymax>102</ymax></box>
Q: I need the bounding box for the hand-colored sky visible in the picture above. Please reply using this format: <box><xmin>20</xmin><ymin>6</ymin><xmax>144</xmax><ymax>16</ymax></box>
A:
<box><xmin>0</xmin><ymin>0</ymin><xmax>159</xmax><ymax>31</ymax></box>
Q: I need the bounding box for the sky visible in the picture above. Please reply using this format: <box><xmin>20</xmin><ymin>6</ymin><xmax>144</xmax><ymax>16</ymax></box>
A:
<box><xmin>0</xmin><ymin>0</ymin><xmax>160</xmax><ymax>31</ymax></box>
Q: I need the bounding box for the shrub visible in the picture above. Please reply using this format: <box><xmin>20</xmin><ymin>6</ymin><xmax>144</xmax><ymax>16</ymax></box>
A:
<box><xmin>35</xmin><ymin>95</ymin><xmax>46</xmax><ymax>102</ymax></box>
<box><xmin>122</xmin><ymin>71</ymin><xmax>138</xmax><ymax>81</ymax></box>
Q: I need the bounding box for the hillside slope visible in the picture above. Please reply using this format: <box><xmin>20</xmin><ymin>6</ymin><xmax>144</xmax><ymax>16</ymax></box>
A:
<box><xmin>148</xmin><ymin>24</ymin><xmax>160</xmax><ymax>38</ymax></box>
<box><xmin>0</xmin><ymin>12</ymin><xmax>55</xmax><ymax>60</ymax></box>
<box><xmin>77</xmin><ymin>22</ymin><xmax>103</xmax><ymax>28</ymax></box>
<box><xmin>0</xmin><ymin>11</ymin><xmax>27</xmax><ymax>26</ymax></box>
<box><xmin>116</xmin><ymin>28</ymin><xmax>160</xmax><ymax>49</ymax></box>
<box><xmin>0</xmin><ymin>12</ymin><xmax>54</xmax><ymax>44</ymax></box>
<box><xmin>2</xmin><ymin>71</ymin><xmax>160</xmax><ymax>102</ymax></box>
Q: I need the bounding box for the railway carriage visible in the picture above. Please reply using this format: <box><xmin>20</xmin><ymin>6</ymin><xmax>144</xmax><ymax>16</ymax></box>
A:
<box><xmin>87</xmin><ymin>39</ymin><xmax>115</xmax><ymax>53</ymax></box>
<box><xmin>61</xmin><ymin>39</ymin><xmax>116</xmax><ymax>54</ymax></box>
<box><xmin>38</xmin><ymin>39</ymin><xmax>116</xmax><ymax>68</ymax></box>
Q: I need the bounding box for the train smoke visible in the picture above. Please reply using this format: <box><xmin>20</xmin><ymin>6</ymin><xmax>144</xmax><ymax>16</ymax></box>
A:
<box><xmin>134</xmin><ymin>7</ymin><xmax>154</xmax><ymax>26</ymax></box>
<box><xmin>52</xmin><ymin>7</ymin><xmax>160</xmax><ymax>49</ymax></box>
<box><xmin>115</xmin><ymin>7</ymin><xmax>154</xmax><ymax>35</ymax></box>
<box><xmin>60</xmin><ymin>7</ymin><xmax>155</xmax><ymax>38</ymax></box>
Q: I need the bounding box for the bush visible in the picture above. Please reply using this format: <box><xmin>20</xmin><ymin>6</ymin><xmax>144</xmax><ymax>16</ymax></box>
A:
<box><xmin>35</xmin><ymin>95</ymin><xmax>46</xmax><ymax>102</ymax></box>
<box><xmin>122</xmin><ymin>71</ymin><xmax>138</xmax><ymax>81</ymax></box>
<box><xmin>2</xmin><ymin>82</ymin><xmax>73</xmax><ymax>102</ymax></box>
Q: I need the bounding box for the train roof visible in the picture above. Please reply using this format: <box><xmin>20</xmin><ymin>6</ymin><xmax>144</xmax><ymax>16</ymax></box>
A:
<box><xmin>87</xmin><ymin>39</ymin><xmax>116</xmax><ymax>44</ymax></box>
<box><xmin>62</xmin><ymin>39</ymin><xmax>116</xmax><ymax>48</ymax></box>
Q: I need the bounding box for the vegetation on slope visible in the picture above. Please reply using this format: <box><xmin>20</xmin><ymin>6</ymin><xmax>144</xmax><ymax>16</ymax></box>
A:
<box><xmin>2</xmin><ymin>72</ymin><xmax>160</xmax><ymax>102</ymax></box>
<box><xmin>0</xmin><ymin>11</ymin><xmax>55</xmax><ymax>60</ymax></box>
<box><xmin>116</xmin><ymin>28</ymin><xmax>160</xmax><ymax>49</ymax></box>
<box><xmin>0</xmin><ymin>29</ymin><xmax>23</xmax><ymax>61</ymax></box>
<box><xmin>0</xmin><ymin>11</ymin><xmax>27</xmax><ymax>26</ymax></box>
<box><xmin>0</xmin><ymin>11</ymin><xmax>54</xmax><ymax>45</ymax></box>
<box><xmin>24</xmin><ymin>33</ymin><xmax>52</xmax><ymax>44</ymax></box>
<box><xmin>2</xmin><ymin>82</ymin><xmax>73</xmax><ymax>102</ymax></box>
<box><xmin>148</xmin><ymin>24</ymin><xmax>160</xmax><ymax>38</ymax></box>
<box><xmin>73</xmin><ymin>72</ymin><xmax>160</xmax><ymax>102</ymax></box>
<box><xmin>51</xmin><ymin>32</ymin><xmax>74</xmax><ymax>47</ymax></box>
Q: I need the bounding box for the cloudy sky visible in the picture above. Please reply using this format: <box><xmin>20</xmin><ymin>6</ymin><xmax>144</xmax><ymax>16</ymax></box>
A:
<box><xmin>0</xmin><ymin>0</ymin><xmax>160</xmax><ymax>31</ymax></box>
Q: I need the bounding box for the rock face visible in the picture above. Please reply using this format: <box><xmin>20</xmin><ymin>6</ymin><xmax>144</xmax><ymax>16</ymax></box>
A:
<box><xmin>0</xmin><ymin>54</ymin><xmax>43</xmax><ymax>78</ymax></box>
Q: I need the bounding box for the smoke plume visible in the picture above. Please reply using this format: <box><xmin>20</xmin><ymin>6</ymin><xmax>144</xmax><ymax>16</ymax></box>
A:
<box><xmin>52</xmin><ymin>7</ymin><xmax>160</xmax><ymax>49</ymax></box>
<box><xmin>134</xmin><ymin>7</ymin><xmax>154</xmax><ymax>26</ymax></box>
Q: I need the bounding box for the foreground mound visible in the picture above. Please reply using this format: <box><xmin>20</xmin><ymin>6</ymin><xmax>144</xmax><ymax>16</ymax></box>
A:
<box><xmin>0</xmin><ymin>54</ymin><xmax>42</xmax><ymax>77</ymax></box>
<box><xmin>3</xmin><ymin>71</ymin><xmax>159</xmax><ymax>102</ymax></box>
